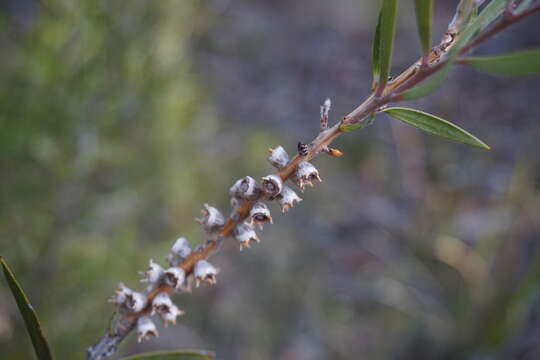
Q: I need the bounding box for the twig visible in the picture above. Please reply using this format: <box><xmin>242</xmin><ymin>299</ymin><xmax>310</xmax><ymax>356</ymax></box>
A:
<box><xmin>86</xmin><ymin>2</ymin><xmax>540</xmax><ymax>359</ymax></box>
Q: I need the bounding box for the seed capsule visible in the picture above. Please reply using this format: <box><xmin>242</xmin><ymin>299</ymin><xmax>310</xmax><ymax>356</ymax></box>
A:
<box><xmin>171</xmin><ymin>237</ymin><xmax>192</xmax><ymax>258</ymax></box>
<box><xmin>124</xmin><ymin>290</ymin><xmax>147</xmax><ymax>313</ymax></box>
<box><xmin>139</xmin><ymin>259</ymin><xmax>164</xmax><ymax>285</ymax></box>
<box><xmin>267</xmin><ymin>146</ymin><xmax>289</xmax><ymax>169</ymax></box>
<box><xmin>152</xmin><ymin>292</ymin><xmax>184</xmax><ymax>326</ymax></box>
<box><xmin>232</xmin><ymin>222</ymin><xmax>260</xmax><ymax>251</ymax></box>
<box><xmin>261</xmin><ymin>174</ymin><xmax>283</xmax><ymax>198</ymax></box>
<box><xmin>249</xmin><ymin>201</ymin><xmax>272</xmax><ymax>229</ymax></box>
<box><xmin>167</xmin><ymin>237</ymin><xmax>192</xmax><ymax>266</ymax></box>
<box><xmin>163</xmin><ymin>267</ymin><xmax>186</xmax><ymax>289</ymax></box>
<box><xmin>161</xmin><ymin>303</ymin><xmax>184</xmax><ymax>327</ymax></box>
<box><xmin>293</xmin><ymin>161</ymin><xmax>322</xmax><ymax>190</ymax></box>
<box><xmin>229</xmin><ymin>176</ymin><xmax>259</xmax><ymax>200</ymax></box>
<box><xmin>194</xmin><ymin>260</ymin><xmax>219</xmax><ymax>287</ymax></box>
<box><xmin>196</xmin><ymin>204</ymin><xmax>225</xmax><ymax>233</ymax></box>
<box><xmin>152</xmin><ymin>292</ymin><xmax>174</xmax><ymax>315</ymax></box>
<box><xmin>275</xmin><ymin>186</ymin><xmax>302</xmax><ymax>212</ymax></box>
<box><xmin>137</xmin><ymin>316</ymin><xmax>158</xmax><ymax>343</ymax></box>
<box><xmin>109</xmin><ymin>283</ymin><xmax>132</xmax><ymax>306</ymax></box>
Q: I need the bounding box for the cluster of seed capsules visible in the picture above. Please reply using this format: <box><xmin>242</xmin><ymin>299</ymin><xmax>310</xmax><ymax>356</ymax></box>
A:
<box><xmin>108</xmin><ymin>144</ymin><xmax>323</xmax><ymax>343</ymax></box>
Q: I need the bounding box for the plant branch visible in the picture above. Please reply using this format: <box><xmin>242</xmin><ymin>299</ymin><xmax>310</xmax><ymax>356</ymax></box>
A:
<box><xmin>86</xmin><ymin>2</ymin><xmax>540</xmax><ymax>359</ymax></box>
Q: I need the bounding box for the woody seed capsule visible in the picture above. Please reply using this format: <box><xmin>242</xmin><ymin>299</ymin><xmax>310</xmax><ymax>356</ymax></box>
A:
<box><xmin>261</xmin><ymin>174</ymin><xmax>283</xmax><ymax>198</ymax></box>
<box><xmin>293</xmin><ymin>161</ymin><xmax>322</xmax><ymax>190</ymax></box>
<box><xmin>163</xmin><ymin>267</ymin><xmax>186</xmax><ymax>289</ymax></box>
<box><xmin>249</xmin><ymin>201</ymin><xmax>272</xmax><ymax>229</ymax></box>
<box><xmin>229</xmin><ymin>176</ymin><xmax>259</xmax><ymax>200</ymax></box>
<box><xmin>267</xmin><ymin>146</ymin><xmax>289</xmax><ymax>169</ymax></box>
<box><xmin>137</xmin><ymin>316</ymin><xmax>158</xmax><ymax>343</ymax></box>
<box><xmin>124</xmin><ymin>290</ymin><xmax>147</xmax><ymax>313</ymax></box>
<box><xmin>232</xmin><ymin>222</ymin><xmax>260</xmax><ymax>251</ymax></box>
<box><xmin>139</xmin><ymin>259</ymin><xmax>164</xmax><ymax>285</ymax></box>
<box><xmin>167</xmin><ymin>237</ymin><xmax>192</xmax><ymax>267</ymax></box>
<box><xmin>275</xmin><ymin>186</ymin><xmax>302</xmax><ymax>212</ymax></box>
<box><xmin>194</xmin><ymin>260</ymin><xmax>219</xmax><ymax>287</ymax></box>
<box><xmin>196</xmin><ymin>204</ymin><xmax>225</xmax><ymax>233</ymax></box>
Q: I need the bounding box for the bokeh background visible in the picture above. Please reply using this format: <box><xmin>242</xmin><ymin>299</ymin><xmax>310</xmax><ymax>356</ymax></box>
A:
<box><xmin>1</xmin><ymin>0</ymin><xmax>540</xmax><ymax>359</ymax></box>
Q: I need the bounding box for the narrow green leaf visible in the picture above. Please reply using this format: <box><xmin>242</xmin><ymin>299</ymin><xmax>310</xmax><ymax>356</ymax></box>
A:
<box><xmin>414</xmin><ymin>0</ymin><xmax>433</xmax><ymax>54</ymax></box>
<box><xmin>464</xmin><ymin>48</ymin><xmax>540</xmax><ymax>76</ymax></box>
<box><xmin>120</xmin><ymin>350</ymin><xmax>215</xmax><ymax>360</ymax></box>
<box><xmin>376</xmin><ymin>0</ymin><xmax>399</xmax><ymax>89</ymax></box>
<box><xmin>516</xmin><ymin>0</ymin><xmax>535</xmax><ymax>13</ymax></box>
<box><xmin>383</xmin><ymin>107</ymin><xmax>490</xmax><ymax>149</ymax></box>
<box><xmin>400</xmin><ymin>63</ymin><xmax>452</xmax><ymax>100</ymax></box>
<box><xmin>371</xmin><ymin>12</ymin><xmax>382</xmax><ymax>87</ymax></box>
<box><xmin>449</xmin><ymin>0</ymin><xmax>506</xmax><ymax>58</ymax></box>
<box><xmin>1</xmin><ymin>257</ymin><xmax>53</xmax><ymax>360</ymax></box>
<box><xmin>340</xmin><ymin>114</ymin><xmax>375</xmax><ymax>132</ymax></box>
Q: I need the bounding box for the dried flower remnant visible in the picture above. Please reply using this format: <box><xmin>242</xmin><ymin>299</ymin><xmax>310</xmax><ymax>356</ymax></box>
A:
<box><xmin>152</xmin><ymin>292</ymin><xmax>184</xmax><ymax>326</ymax></box>
<box><xmin>232</xmin><ymin>222</ymin><xmax>260</xmax><ymax>251</ymax></box>
<box><xmin>267</xmin><ymin>146</ymin><xmax>290</xmax><ymax>169</ymax></box>
<box><xmin>229</xmin><ymin>176</ymin><xmax>259</xmax><ymax>200</ymax></box>
<box><xmin>293</xmin><ymin>161</ymin><xmax>322</xmax><ymax>190</ymax></box>
<box><xmin>249</xmin><ymin>201</ymin><xmax>272</xmax><ymax>229</ymax></box>
<box><xmin>163</xmin><ymin>267</ymin><xmax>186</xmax><ymax>289</ymax></box>
<box><xmin>109</xmin><ymin>284</ymin><xmax>147</xmax><ymax>313</ymax></box>
<box><xmin>196</xmin><ymin>204</ymin><xmax>225</xmax><ymax>233</ymax></box>
<box><xmin>161</xmin><ymin>303</ymin><xmax>184</xmax><ymax>327</ymax></box>
<box><xmin>139</xmin><ymin>259</ymin><xmax>164</xmax><ymax>285</ymax></box>
<box><xmin>261</xmin><ymin>174</ymin><xmax>283</xmax><ymax>198</ymax></box>
<box><xmin>194</xmin><ymin>260</ymin><xmax>219</xmax><ymax>287</ymax></box>
<box><xmin>275</xmin><ymin>186</ymin><xmax>302</xmax><ymax>212</ymax></box>
<box><xmin>137</xmin><ymin>316</ymin><xmax>158</xmax><ymax>343</ymax></box>
<box><xmin>167</xmin><ymin>237</ymin><xmax>192</xmax><ymax>266</ymax></box>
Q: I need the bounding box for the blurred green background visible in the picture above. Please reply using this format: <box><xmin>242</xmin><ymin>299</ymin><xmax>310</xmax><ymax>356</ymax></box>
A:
<box><xmin>1</xmin><ymin>1</ymin><xmax>540</xmax><ymax>359</ymax></box>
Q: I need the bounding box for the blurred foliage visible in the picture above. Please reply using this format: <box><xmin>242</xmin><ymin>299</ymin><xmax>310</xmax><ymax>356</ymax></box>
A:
<box><xmin>1</xmin><ymin>0</ymin><xmax>540</xmax><ymax>360</ymax></box>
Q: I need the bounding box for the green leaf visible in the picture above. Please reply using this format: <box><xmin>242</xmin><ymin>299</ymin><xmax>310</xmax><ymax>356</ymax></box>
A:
<box><xmin>374</xmin><ymin>0</ymin><xmax>398</xmax><ymax>89</ymax></box>
<box><xmin>120</xmin><ymin>350</ymin><xmax>216</xmax><ymax>360</ymax></box>
<box><xmin>371</xmin><ymin>12</ymin><xmax>382</xmax><ymax>87</ymax></box>
<box><xmin>399</xmin><ymin>63</ymin><xmax>452</xmax><ymax>100</ymax></box>
<box><xmin>414</xmin><ymin>0</ymin><xmax>433</xmax><ymax>54</ymax></box>
<box><xmin>449</xmin><ymin>0</ymin><xmax>505</xmax><ymax>57</ymax></box>
<box><xmin>463</xmin><ymin>48</ymin><xmax>540</xmax><ymax>76</ymax></box>
<box><xmin>340</xmin><ymin>113</ymin><xmax>375</xmax><ymax>132</ymax></box>
<box><xmin>516</xmin><ymin>0</ymin><xmax>535</xmax><ymax>13</ymax></box>
<box><xmin>383</xmin><ymin>107</ymin><xmax>490</xmax><ymax>149</ymax></box>
<box><xmin>1</xmin><ymin>257</ymin><xmax>53</xmax><ymax>360</ymax></box>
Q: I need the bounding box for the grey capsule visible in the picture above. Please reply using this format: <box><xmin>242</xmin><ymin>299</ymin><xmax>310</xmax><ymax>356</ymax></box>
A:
<box><xmin>194</xmin><ymin>260</ymin><xmax>219</xmax><ymax>287</ymax></box>
<box><xmin>249</xmin><ymin>201</ymin><xmax>273</xmax><ymax>229</ymax></box>
<box><xmin>139</xmin><ymin>259</ymin><xmax>164</xmax><ymax>284</ymax></box>
<box><xmin>196</xmin><ymin>204</ymin><xmax>225</xmax><ymax>233</ymax></box>
<box><xmin>232</xmin><ymin>222</ymin><xmax>260</xmax><ymax>251</ymax></box>
<box><xmin>137</xmin><ymin>316</ymin><xmax>158</xmax><ymax>343</ymax></box>
<box><xmin>163</xmin><ymin>267</ymin><xmax>186</xmax><ymax>289</ymax></box>
<box><xmin>229</xmin><ymin>176</ymin><xmax>259</xmax><ymax>200</ymax></box>
<box><xmin>267</xmin><ymin>146</ymin><xmax>289</xmax><ymax>169</ymax></box>
<box><xmin>294</xmin><ymin>161</ymin><xmax>322</xmax><ymax>190</ymax></box>
<box><xmin>261</xmin><ymin>174</ymin><xmax>283</xmax><ymax>198</ymax></box>
<box><xmin>276</xmin><ymin>186</ymin><xmax>302</xmax><ymax>212</ymax></box>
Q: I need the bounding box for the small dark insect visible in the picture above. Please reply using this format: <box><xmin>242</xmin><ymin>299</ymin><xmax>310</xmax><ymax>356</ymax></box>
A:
<box><xmin>297</xmin><ymin>142</ymin><xmax>309</xmax><ymax>157</ymax></box>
